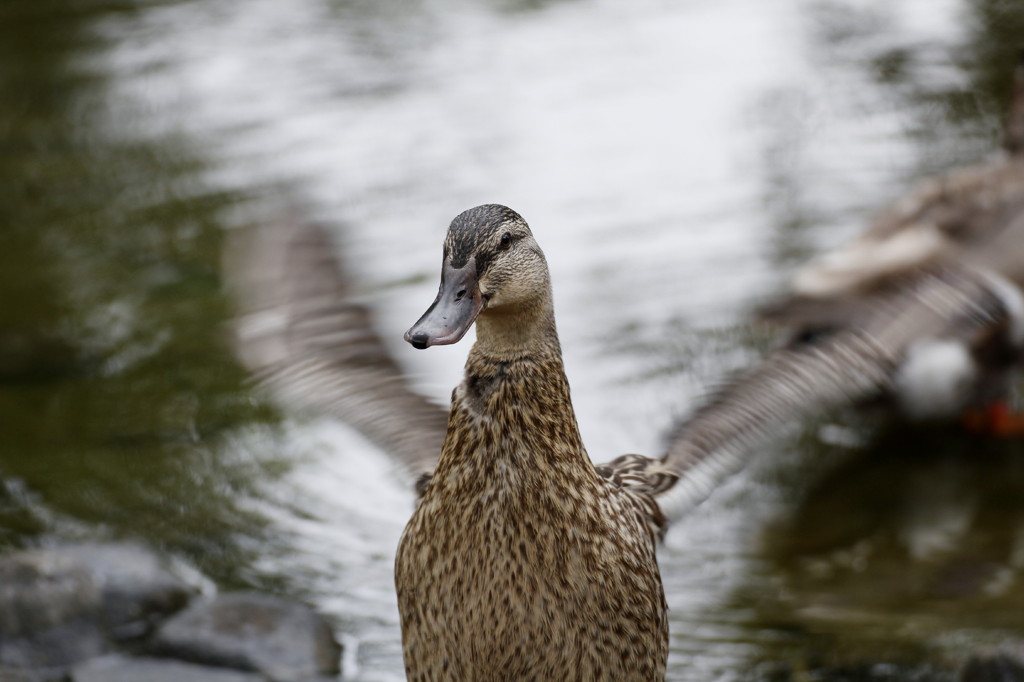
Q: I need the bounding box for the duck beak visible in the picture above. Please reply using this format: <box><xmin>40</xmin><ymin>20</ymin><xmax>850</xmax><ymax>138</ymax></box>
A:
<box><xmin>404</xmin><ymin>261</ymin><xmax>485</xmax><ymax>349</ymax></box>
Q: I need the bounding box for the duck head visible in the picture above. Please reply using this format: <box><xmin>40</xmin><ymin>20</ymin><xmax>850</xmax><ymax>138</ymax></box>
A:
<box><xmin>405</xmin><ymin>204</ymin><xmax>549</xmax><ymax>350</ymax></box>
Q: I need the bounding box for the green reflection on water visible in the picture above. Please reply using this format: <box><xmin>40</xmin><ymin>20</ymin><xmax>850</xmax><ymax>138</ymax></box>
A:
<box><xmin>4</xmin><ymin>0</ymin><xmax>1024</xmax><ymax>676</ymax></box>
<box><xmin>0</xmin><ymin>1</ymin><xmax>282</xmax><ymax>589</ymax></box>
<box><xmin>729</xmin><ymin>421</ymin><xmax>1024</xmax><ymax>680</ymax></box>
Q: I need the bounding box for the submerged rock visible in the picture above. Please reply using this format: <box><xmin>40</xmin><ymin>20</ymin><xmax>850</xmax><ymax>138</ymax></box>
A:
<box><xmin>150</xmin><ymin>592</ymin><xmax>342</xmax><ymax>682</ymax></box>
<box><xmin>72</xmin><ymin>655</ymin><xmax>267</xmax><ymax>682</ymax></box>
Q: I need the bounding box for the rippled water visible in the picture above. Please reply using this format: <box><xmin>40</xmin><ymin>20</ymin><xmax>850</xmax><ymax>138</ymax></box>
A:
<box><xmin>3</xmin><ymin>0</ymin><xmax>1024</xmax><ymax>679</ymax></box>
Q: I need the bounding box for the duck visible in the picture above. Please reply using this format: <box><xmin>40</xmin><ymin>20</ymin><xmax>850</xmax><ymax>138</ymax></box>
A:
<box><xmin>753</xmin><ymin>61</ymin><xmax>1024</xmax><ymax>433</ymax></box>
<box><xmin>395</xmin><ymin>204</ymin><xmax>675</xmax><ymax>681</ymax></box>
<box><xmin>230</xmin><ymin>206</ymin><xmax>689</xmax><ymax>679</ymax></box>
<box><xmin>226</xmin><ymin>56</ymin><xmax>1024</xmax><ymax>682</ymax></box>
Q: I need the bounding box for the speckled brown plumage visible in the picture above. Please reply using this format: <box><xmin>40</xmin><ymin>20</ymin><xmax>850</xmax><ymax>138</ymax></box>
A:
<box><xmin>396</xmin><ymin>208</ymin><xmax>667</xmax><ymax>681</ymax></box>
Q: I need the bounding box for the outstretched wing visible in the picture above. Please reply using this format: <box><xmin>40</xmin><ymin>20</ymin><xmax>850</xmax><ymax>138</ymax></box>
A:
<box><xmin>603</xmin><ymin>266</ymin><xmax>1016</xmax><ymax>527</ymax></box>
<box><xmin>630</xmin><ymin>59</ymin><xmax>1024</xmax><ymax>527</ymax></box>
<box><xmin>226</xmin><ymin>215</ymin><xmax>447</xmax><ymax>485</ymax></box>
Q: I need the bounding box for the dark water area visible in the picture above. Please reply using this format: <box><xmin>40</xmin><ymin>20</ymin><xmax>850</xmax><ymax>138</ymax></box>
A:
<box><xmin>2</xmin><ymin>0</ymin><xmax>1024</xmax><ymax>679</ymax></box>
<box><xmin>0</xmin><ymin>1</ymin><xmax>280</xmax><ymax>589</ymax></box>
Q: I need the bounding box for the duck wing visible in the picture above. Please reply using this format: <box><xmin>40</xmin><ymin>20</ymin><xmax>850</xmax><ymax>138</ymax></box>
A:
<box><xmin>604</xmin><ymin>266</ymin><xmax>1015</xmax><ymax>527</ymax></box>
<box><xmin>226</xmin><ymin>215</ymin><xmax>446</xmax><ymax>485</ymax></box>
<box><xmin>638</xmin><ymin>63</ymin><xmax>1024</xmax><ymax>525</ymax></box>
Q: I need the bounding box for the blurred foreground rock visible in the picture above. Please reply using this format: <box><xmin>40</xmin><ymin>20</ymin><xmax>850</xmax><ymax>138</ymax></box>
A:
<box><xmin>151</xmin><ymin>592</ymin><xmax>342</xmax><ymax>681</ymax></box>
<box><xmin>0</xmin><ymin>543</ymin><xmax>342</xmax><ymax>682</ymax></box>
<box><xmin>57</xmin><ymin>542</ymin><xmax>197</xmax><ymax>641</ymax></box>
<box><xmin>72</xmin><ymin>655</ymin><xmax>265</xmax><ymax>682</ymax></box>
<box><xmin>0</xmin><ymin>549</ymin><xmax>106</xmax><ymax>675</ymax></box>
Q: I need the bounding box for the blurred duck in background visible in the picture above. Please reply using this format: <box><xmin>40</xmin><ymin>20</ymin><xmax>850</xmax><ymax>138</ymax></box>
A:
<box><xmin>650</xmin><ymin>56</ymin><xmax>1024</xmax><ymax>506</ymax></box>
<box><xmin>756</xmin><ymin>57</ymin><xmax>1024</xmax><ymax>435</ymax></box>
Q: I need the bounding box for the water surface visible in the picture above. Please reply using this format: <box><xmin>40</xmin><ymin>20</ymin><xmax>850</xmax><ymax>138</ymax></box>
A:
<box><xmin>2</xmin><ymin>0</ymin><xmax>1024</xmax><ymax>679</ymax></box>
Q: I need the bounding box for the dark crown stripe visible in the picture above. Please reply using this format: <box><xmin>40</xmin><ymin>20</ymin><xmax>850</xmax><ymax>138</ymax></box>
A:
<box><xmin>446</xmin><ymin>204</ymin><xmax>525</xmax><ymax>269</ymax></box>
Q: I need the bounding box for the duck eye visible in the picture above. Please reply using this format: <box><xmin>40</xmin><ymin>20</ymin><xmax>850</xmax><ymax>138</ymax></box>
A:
<box><xmin>499</xmin><ymin>232</ymin><xmax>512</xmax><ymax>249</ymax></box>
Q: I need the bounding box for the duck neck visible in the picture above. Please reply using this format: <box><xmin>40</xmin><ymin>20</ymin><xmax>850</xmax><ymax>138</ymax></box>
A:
<box><xmin>435</xmin><ymin>297</ymin><xmax>592</xmax><ymax>486</ymax></box>
<box><xmin>472</xmin><ymin>296</ymin><xmax>561</xmax><ymax>360</ymax></box>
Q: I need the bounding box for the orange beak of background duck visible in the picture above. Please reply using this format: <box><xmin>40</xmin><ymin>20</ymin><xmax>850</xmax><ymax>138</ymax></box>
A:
<box><xmin>405</xmin><ymin>260</ymin><xmax>485</xmax><ymax>349</ymax></box>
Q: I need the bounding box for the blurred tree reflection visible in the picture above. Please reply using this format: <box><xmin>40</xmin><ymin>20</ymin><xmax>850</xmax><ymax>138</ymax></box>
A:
<box><xmin>0</xmin><ymin>1</ymin><xmax>281</xmax><ymax>590</ymax></box>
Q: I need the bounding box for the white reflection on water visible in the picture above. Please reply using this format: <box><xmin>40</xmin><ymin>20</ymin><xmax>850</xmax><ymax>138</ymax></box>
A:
<box><xmin>99</xmin><ymin>0</ymin><xmax>965</xmax><ymax>678</ymax></box>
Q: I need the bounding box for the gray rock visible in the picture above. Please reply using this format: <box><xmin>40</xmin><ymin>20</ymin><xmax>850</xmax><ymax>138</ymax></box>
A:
<box><xmin>0</xmin><ymin>550</ymin><xmax>108</xmax><ymax>669</ymax></box>
<box><xmin>59</xmin><ymin>542</ymin><xmax>198</xmax><ymax>640</ymax></box>
<box><xmin>0</xmin><ymin>542</ymin><xmax>199</xmax><ymax>674</ymax></box>
<box><xmin>72</xmin><ymin>655</ymin><xmax>267</xmax><ymax>682</ymax></box>
<box><xmin>0</xmin><ymin>667</ymin><xmax>61</xmax><ymax>682</ymax></box>
<box><xmin>151</xmin><ymin>592</ymin><xmax>342</xmax><ymax>682</ymax></box>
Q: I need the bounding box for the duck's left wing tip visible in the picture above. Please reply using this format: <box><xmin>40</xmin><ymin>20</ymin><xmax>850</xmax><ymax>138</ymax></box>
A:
<box><xmin>224</xmin><ymin>212</ymin><xmax>446</xmax><ymax>485</ymax></box>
